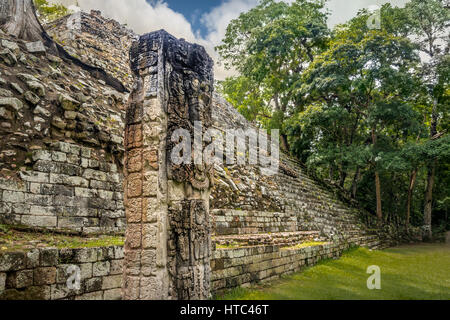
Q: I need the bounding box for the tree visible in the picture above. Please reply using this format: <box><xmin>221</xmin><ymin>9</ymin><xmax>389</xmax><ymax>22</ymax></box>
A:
<box><xmin>0</xmin><ymin>0</ymin><xmax>55</xmax><ymax>45</ymax></box>
<box><xmin>297</xmin><ymin>14</ymin><xmax>422</xmax><ymax>223</ymax></box>
<box><xmin>217</xmin><ymin>0</ymin><xmax>329</xmax><ymax>151</ymax></box>
<box><xmin>402</xmin><ymin>0</ymin><xmax>449</xmax><ymax>239</ymax></box>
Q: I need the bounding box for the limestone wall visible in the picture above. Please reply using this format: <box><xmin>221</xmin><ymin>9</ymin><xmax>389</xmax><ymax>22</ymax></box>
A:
<box><xmin>46</xmin><ymin>10</ymin><xmax>137</xmax><ymax>90</ymax></box>
<box><xmin>0</xmin><ymin>235</ymin><xmax>383</xmax><ymax>300</ymax></box>
<box><xmin>0</xmin><ymin>142</ymin><xmax>124</xmax><ymax>233</ymax></box>
<box><xmin>0</xmin><ymin>245</ymin><xmax>123</xmax><ymax>300</ymax></box>
<box><xmin>0</xmin><ymin>29</ymin><xmax>126</xmax><ymax>234</ymax></box>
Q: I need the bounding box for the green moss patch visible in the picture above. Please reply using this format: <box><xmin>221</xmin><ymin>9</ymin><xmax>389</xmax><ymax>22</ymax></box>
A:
<box><xmin>0</xmin><ymin>225</ymin><xmax>124</xmax><ymax>252</ymax></box>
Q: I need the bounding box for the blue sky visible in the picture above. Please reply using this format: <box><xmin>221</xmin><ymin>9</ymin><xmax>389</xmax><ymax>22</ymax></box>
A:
<box><xmin>147</xmin><ymin>0</ymin><xmax>222</xmax><ymax>36</ymax></box>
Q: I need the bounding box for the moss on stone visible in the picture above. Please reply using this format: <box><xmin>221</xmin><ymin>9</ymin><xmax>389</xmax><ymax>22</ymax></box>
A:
<box><xmin>0</xmin><ymin>225</ymin><xmax>124</xmax><ymax>252</ymax></box>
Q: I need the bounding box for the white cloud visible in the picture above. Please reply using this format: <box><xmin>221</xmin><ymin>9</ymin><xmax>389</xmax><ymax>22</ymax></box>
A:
<box><xmin>50</xmin><ymin>0</ymin><xmax>411</xmax><ymax>80</ymax></box>
<box><xmin>326</xmin><ymin>0</ymin><xmax>409</xmax><ymax>27</ymax></box>
<box><xmin>52</xmin><ymin>0</ymin><xmax>198</xmax><ymax>41</ymax></box>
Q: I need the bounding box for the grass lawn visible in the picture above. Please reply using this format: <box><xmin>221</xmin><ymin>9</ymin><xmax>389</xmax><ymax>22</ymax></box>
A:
<box><xmin>218</xmin><ymin>243</ymin><xmax>450</xmax><ymax>300</ymax></box>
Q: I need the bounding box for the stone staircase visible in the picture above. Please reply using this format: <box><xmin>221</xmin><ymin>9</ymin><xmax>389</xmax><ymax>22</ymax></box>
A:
<box><xmin>275</xmin><ymin>166</ymin><xmax>381</xmax><ymax>249</ymax></box>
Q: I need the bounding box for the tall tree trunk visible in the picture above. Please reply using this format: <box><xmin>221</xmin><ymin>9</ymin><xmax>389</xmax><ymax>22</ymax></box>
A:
<box><xmin>280</xmin><ymin>134</ymin><xmax>289</xmax><ymax>153</ymax></box>
<box><xmin>339</xmin><ymin>168</ymin><xmax>347</xmax><ymax>188</ymax></box>
<box><xmin>0</xmin><ymin>0</ymin><xmax>127</xmax><ymax>93</ymax></box>
<box><xmin>274</xmin><ymin>93</ymin><xmax>289</xmax><ymax>152</ymax></box>
<box><xmin>372</xmin><ymin>128</ymin><xmax>383</xmax><ymax>223</ymax></box>
<box><xmin>405</xmin><ymin>169</ymin><xmax>418</xmax><ymax>233</ymax></box>
<box><xmin>351</xmin><ymin>167</ymin><xmax>361</xmax><ymax>199</ymax></box>
<box><xmin>375</xmin><ymin>172</ymin><xmax>382</xmax><ymax>222</ymax></box>
<box><xmin>423</xmin><ymin>99</ymin><xmax>439</xmax><ymax>240</ymax></box>
<box><xmin>423</xmin><ymin>161</ymin><xmax>436</xmax><ymax>241</ymax></box>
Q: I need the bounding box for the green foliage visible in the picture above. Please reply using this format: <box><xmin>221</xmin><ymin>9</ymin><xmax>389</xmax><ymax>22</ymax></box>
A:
<box><xmin>217</xmin><ymin>0</ymin><xmax>329</xmax><ymax>143</ymax></box>
<box><xmin>33</xmin><ymin>0</ymin><xmax>70</xmax><ymax>23</ymax></box>
<box><xmin>218</xmin><ymin>0</ymin><xmax>449</xmax><ymax>229</ymax></box>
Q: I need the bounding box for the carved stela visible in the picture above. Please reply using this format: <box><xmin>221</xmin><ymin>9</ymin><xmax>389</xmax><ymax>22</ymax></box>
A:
<box><xmin>125</xmin><ymin>30</ymin><xmax>214</xmax><ymax>300</ymax></box>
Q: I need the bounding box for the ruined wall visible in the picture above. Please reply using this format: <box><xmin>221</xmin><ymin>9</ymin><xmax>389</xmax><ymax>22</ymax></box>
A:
<box><xmin>46</xmin><ymin>10</ymin><xmax>137</xmax><ymax>90</ymax></box>
<box><xmin>0</xmin><ymin>26</ymin><xmax>126</xmax><ymax>234</ymax></box>
<box><xmin>0</xmin><ymin>245</ymin><xmax>123</xmax><ymax>300</ymax></box>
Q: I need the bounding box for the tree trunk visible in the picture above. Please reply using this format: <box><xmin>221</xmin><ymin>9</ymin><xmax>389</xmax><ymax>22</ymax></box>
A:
<box><xmin>339</xmin><ymin>168</ymin><xmax>347</xmax><ymax>188</ymax></box>
<box><xmin>423</xmin><ymin>162</ymin><xmax>436</xmax><ymax>241</ymax></box>
<box><xmin>0</xmin><ymin>0</ymin><xmax>59</xmax><ymax>52</ymax></box>
<box><xmin>375</xmin><ymin>172</ymin><xmax>382</xmax><ymax>222</ymax></box>
<box><xmin>280</xmin><ymin>133</ymin><xmax>289</xmax><ymax>153</ymax></box>
<box><xmin>0</xmin><ymin>0</ymin><xmax>127</xmax><ymax>93</ymax></box>
<box><xmin>422</xmin><ymin>99</ymin><xmax>439</xmax><ymax>241</ymax></box>
<box><xmin>351</xmin><ymin>167</ymin><xmax>360</xmax><ymax>199</ymax></box>
<box><xmin>405</xmin><ymin>169</ymin><xmax>418</xmax><ymax>233</ymax></box>
<box><xmin>372</xmin><ymin>128</ymin><xmax>382</xmax><ymax>223</ymax></box>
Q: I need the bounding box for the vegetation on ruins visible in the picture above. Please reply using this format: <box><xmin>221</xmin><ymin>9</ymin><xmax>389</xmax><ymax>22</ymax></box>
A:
<box><xmin>33</xmin><ymin>0</ymin><xmax>70</xmax><ymax>23</ymax></box>
<box><xmin>218</xmin><ymin>0</ymin><xmax>450</xmax><ymax>239</ymax></box>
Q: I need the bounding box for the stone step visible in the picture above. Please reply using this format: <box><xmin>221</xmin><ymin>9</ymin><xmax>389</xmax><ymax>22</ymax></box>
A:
<box><xmin>214</xmin><ymin>231</ymin><xmax>324</xmax><ymax>247</ymax></box>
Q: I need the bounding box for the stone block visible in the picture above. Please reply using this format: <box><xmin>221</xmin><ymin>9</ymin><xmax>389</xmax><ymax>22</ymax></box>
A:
<box><xmin>19</xmin><ymin>171</ymin><xmax>49</xmax><ymax>183</ymax></box>
<box><xmin>74</xmin><ymin>248</ymin><xmax>98</xmax><ymax>263</ymax></box>
<box><xmin>75</xmin><ymin>291</ymin><xmax>104</xmax><ymax>300</ymax></box>
<box><xmin>142</xmin><ymin>172</ymin><xmax>158</xmax><ymax>197</ymax></box>
<box><xmin>32</xmin><ymin>150</ymin><xmax>52</xmax><ymax>162</ymax></box>
<box><xmin>102</xmin><ymin>275</ymin><xmax>122</xmax><ymax>290</ymax></box>
<box><xmin>114</xmin><ymin>246</ymin><xmax>124</xmax><ymax>259</ymax></box>
<box><xmin>25</xmin><ymin>250</ymin><xmax>40</xmax><ymax>268</ymax></box>
<box><xmin>24</xmin><ymin>193</ymin><xmax>52</xmax><ymax>206</ymax></box>
<box><xmin>93</xmin><ymin>261</ymin><xmax>110</xmax><ymax>277</ymax></box>
<box><xmin>122</xmin><ymin>275</ymin><xmax>140</xmax><ymax>300</ymax></box>
<box><xmin>40</xmin><ymin>248</ymin><xmax>59</xmax><ymax>267</ymax></box>
<box><xmin>0</xmin><ymin>272</ymin><xmax>5</xmax><ymax>294</ymax></box>
<box><xmin>58</xmin><ymin>217</ymin><xmax>85</xmax><ymax>230</ymax></box>
<box><xmin>109</xmin><ymin>259</ymin><xmax>123</xmax><ymax>275</ymax></box>
<box><xmin>125</xmin><ymin>224</ymin><xmax>142</xmax><ymax>249</ymax></box>
<box><xmin>97</xmin><ymin>247</ymin><xmax>115</xmax><ymax>261</ymax></box>
<box><xmin>22</xmin><ymin>215</ymin><xmax>57</xmax><ymax>228</ymax></box>
<box><xmin>0</xmin><ymin>252</ymin><xmax>26</xmax><ymax>272</ymax></box>
<box><xmin>127</xmin><ymin>172</ymin><xmax>142</xmax><ymax>198</ymax></box>
<box><xmin>84</xmin><ymin>277</ymin><xmax>103</xmax><ymax>293</ymax></box>
<box><xmin>83</xmin><ymin>169</ymin><xmax>107</xmax><ymax>181</ymax></box>
<box><xmin>142</xmin><ymin>224</ymin><xmax>158</xmax><ymax>249</ymax></box>
<box><xmin>51</xmin><ymin>283</ymin><xmax>77</xmax><ymax>300</ymax></box>
<box><xmin>14</xmin><ymin>270</ymin><xmax>34</xmax><ymax>288</ymax></box>
<box><xmin>2</xmin><ymin>191</ymin><xmax>24</xmax><ymax>203</ymax></box>
<box><xmin>25</xmin><ymin>41</ymin><xmax>46</xmax><ymax>54</ymax></box>
<box><xmin>104</xmin><ymin>288</ymin><xmax>122</xmax><ymax>300</ymax></box>
<box><xmin>34</xmin><ymin>267</ymin><xmax>57</xmax><ymax>285</ymax></box>
<box><xmin>126</xmin><ymin>149</ymin><xmax>142</xmax><ymax>173</ymax></box>
<box><xmin>126</xmin><ymin>198</ymin><xmax>142</xmax><ymax>223</ymax></box>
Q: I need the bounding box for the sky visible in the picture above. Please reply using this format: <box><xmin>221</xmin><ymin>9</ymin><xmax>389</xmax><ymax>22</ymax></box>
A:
<box><xmin>51</xmin><ymin>0</ymin><xmax>410</xmax><ymax>79</ymax></box>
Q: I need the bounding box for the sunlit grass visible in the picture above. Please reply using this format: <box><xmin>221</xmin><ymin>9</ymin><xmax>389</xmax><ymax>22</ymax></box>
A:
<box><xmin>217</xmin><ymin>244</ymin><xmax>450</xmax><ymax>300</ymax></box>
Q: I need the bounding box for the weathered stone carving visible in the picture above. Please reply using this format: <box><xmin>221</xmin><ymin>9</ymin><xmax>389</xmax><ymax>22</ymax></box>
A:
<box><xmin>123</xmin><ymin>30</ymin><xmax>214</xmax><ymax>300</ymax></box>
